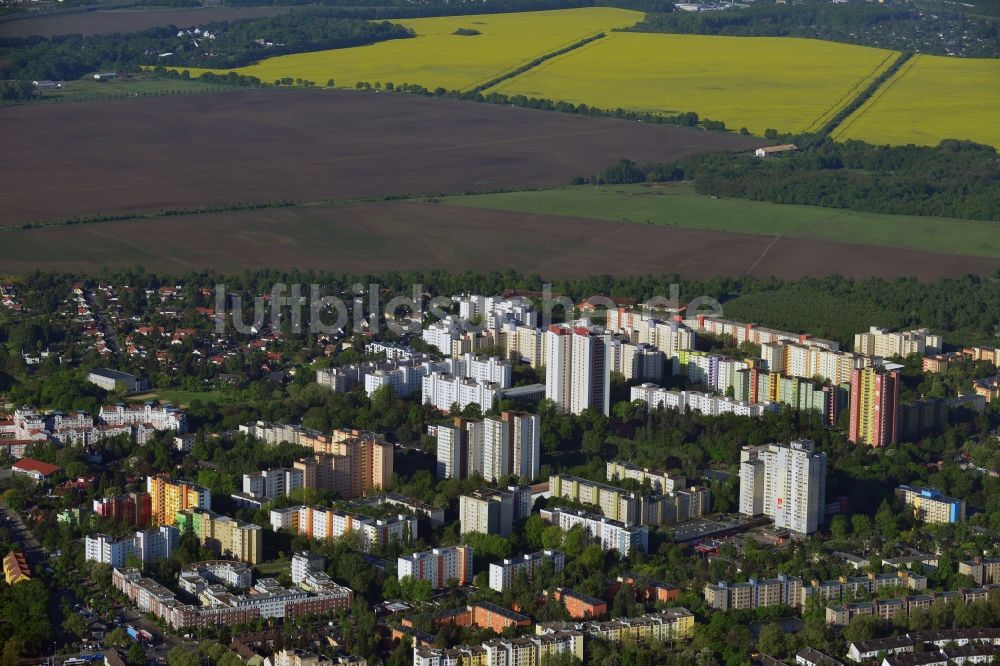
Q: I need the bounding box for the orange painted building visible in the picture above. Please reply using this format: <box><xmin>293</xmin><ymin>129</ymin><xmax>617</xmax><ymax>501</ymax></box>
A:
<box><xmin>551</xmin><ymin>588</ymin><xmax>607</xmax><ymax>620</ymax></box>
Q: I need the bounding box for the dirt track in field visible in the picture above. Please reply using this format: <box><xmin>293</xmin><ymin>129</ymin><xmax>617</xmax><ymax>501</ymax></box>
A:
<box><xmin>0</xmin><ymin>88</ymin><xmax>764</xmax><ymax>225</ymax></box>
<box><xmin>1</xmin><ymin>200</ymin><xmax>993</xmax><ymax>279</ymax></box>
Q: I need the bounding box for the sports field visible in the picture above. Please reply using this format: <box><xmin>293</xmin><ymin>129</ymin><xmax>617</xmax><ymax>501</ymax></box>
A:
<box><xmin>834</xmin><ymin>54</ymin><xmax>1000</xmax><ymax>147</ymax></box>
<box><xmin>182</xmin><ymin>8</ymin><xmax>643</xmax><ymax>92</ymax></box>
<box><xmin>440</xmin><ymin>184</ymin><xmax>1000</xmax><ymax>258</ymax></box>
<box><xmin>488</xmin><ymin>32</ymin><xmax>897</xmax><ymax>135</ymax></box>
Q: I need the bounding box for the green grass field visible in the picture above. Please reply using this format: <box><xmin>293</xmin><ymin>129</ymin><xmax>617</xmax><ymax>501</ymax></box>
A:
<box><xmin>834</xmin><ymin>54</ymin><xmax>1000</xmax><ymax>147</ymax></box>
<box><xmin>180</xmin><ymin>8</ymin><xmax>643</xmax><ymax>92</ymax></box>
<box><xmin>487</xmin><ymin>32</ymin><xmax>898</xmax><ymax>134</ymax></box>
<box><xmin>440</xmin><ymin>184</ymin><xmax>1000</xmax><ymax>258</ymax></box>
<box><xmin>129</xmin><ymin>389</ymin><xmax>228</xmax><ymax>407</ymax></box>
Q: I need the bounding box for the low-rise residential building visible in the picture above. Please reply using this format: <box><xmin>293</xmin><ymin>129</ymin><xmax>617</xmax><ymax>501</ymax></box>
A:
<box><xmin>605</xmin><ymin>461</ymin><xmax>686</xmax><ymax>494</ymax></box>
<box><xmin>549</xmin><ymin>588</ymin><xmax>607</xmax><ymax>619</ymax></box>
<box><xmin>489</xmin><ymin>550</ymin><xmax>566</xmax><ymax>592</ymax></box>
<box><xmin>269</xmin><ymin>505</ymin><xmax>416</xmax><ymax>553</ymax></box>
<box><xmin>704</xmin><ymin>575</ymin><xmax>803</xmax><ymax>611</ymax></box>
<box><xmin>3</xmin><ymin>550</ymin><xmax>30</xmax><ymax>585</ymax></box>
<box><xmin>536</xmin><ymin>607</ymin><xmax>695</xmax><ymax>642</ymax></box>
<box><xmin>539</xmin><ymin>508</ymin><xmax>649</xmax><ymax>557</ymax></box>
<box><xmin>112</xmin><ymin>563</ymin><xmax>352</xmax><ymax>630</ymax></box>
<box><xmin>412</xmin><ymin>630</ymin><xmax>583</xmax><ymax>666</ymax></box>
<box><xmin>631</xmin><ymin>383</ymin><xmax>770</xmax><ymax>418</ymax></box>
<box><xmin>972</xmin><ymin>376</ymin><xmax>1000</xmax><ymax>403</ymax></box>
<box><xmin>175</xmin><ymin>509</ymin><xmax>262</xmax><ymax>565</ymax></box>
<box><xmin>826</xmin><ymin>585</ymin><xmax>999</xmax><ymax>626</ymax></box>
<box><xmin>959</xmin><ymin>557</ymin><xmax>1000</xmax><ymax>585</ymax></box>
<box><xmin>795</xmin><ymin>647</ymin><xmax>844</xmax><ymax>666</ymax></box>
<box><xmin>896</xmin><ymin>485</ymin><xmax>966</xmax><ymax>524</ymax></box>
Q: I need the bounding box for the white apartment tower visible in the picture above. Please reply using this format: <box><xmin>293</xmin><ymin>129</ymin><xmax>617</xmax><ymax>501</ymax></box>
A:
<box><xmin>739</xmin><ymin>439</ymin><xmax>826</xmax><ymax>534</ymax></box>
<box><xmin>545</xmin><ymin>323</ymin><xmax>611</xmax><ymax>416</ymax></box>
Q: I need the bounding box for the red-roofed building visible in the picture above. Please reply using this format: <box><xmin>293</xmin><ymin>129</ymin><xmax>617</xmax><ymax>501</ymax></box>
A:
<box><xmin>12</xmin><ymin>458</ymin><xmax>61</xmax><ymax>482</ymax></box>
<box><xmin>4</xmin><ymin>551</ymin><xmax>31</xmax><ymax>585</ymax></box>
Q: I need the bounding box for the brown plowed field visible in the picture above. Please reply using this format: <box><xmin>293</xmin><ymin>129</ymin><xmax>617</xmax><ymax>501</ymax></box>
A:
<box><xmin>1</xmin><ymin>200</ymin><xmax>993</xmax><ymax>279</ymax></box>
<box><xmin>0</xmin><ymin>6</ymin><xmax>294</xmax><ymax>37</ymax></box>
<box><xmin>0</xmin><ymin>89</ymin><xmax>764</xmax><ymax>225</ymax></box>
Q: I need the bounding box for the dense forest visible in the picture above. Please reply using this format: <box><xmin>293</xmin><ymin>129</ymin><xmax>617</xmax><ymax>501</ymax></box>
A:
<box><xmin>587</xmin><ymin>138</ymin><xmax>1000</xmax><ymax>222</ymax></box>
<box><xmin>0</xmin><ymin>11</ymin><xmax>412</xmax><ymax>80</ymax></box>
<box><xmin>630</xmin><ymin>0</ymin><xmax>1000</xmax><ymax>58</ymax></box>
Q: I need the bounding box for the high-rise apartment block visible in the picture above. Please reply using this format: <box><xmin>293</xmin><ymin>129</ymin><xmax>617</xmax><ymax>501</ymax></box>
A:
<box><xmin>147</xmin><ymin>476</ymin><xmax>211</xmax><ymax>526</ymax></box>
<box><xmin>397</xmin><ymin>545</ymin><xmax>473</xmax><ymax>588</ymax></box>
<box><xmin>739</xmin><ymin>439</ymin><xmax>826</xmax><ymax>534</ymax></box>
<box><xmin>434</xmin><ymin>412</ymin><xmax>540</xmax><ymax>483</ymax></box>
<box><xmin>459</xmin><ymin>486</ymin><xmax>532</xmax><ymax>537</ymax></box>
<box><xmin>848</xmin><ymin>364</ymin><xmax>901</xmax><ymax>446</ymax></box>
<box><xmin>545</xmin><ymin>323</ymin><xmax>611</xmax><ymax>416</ymax></box>
<box><xmin>297</xmin><ymin>428</ymin><xmax>393</xmax><ymax>499</ymax></box>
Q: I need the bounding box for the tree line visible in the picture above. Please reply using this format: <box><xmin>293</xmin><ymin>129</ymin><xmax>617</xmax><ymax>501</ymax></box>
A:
<box><xmin>630</xmin><ymin>0</ymin><xmax>1000</xmax><ymax>58</ymax></box>
<box><xmin>0</xmin><ymin>10</ymin><xmax>412</xmax><ymax>81</ymax></box>
<box><xmin>585</xmin><ymin>137</ymin><xmax>1000</xmax><ymax>222</ymax></box>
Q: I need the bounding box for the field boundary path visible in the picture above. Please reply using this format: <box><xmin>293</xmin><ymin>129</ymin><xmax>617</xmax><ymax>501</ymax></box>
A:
<box><xmin>466</xmin><ymin>30</ymin><xmax>607</xmax><ymax>94</ymax></box>
<box><xmin>820</xmin><ymin>50</ymin><xmax>914</xmax><ymax>137</ymax></box>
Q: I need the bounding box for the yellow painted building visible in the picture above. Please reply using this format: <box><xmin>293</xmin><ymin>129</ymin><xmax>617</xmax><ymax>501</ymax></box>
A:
<box><xmin>3</xmin><ymin>550</ymin><xmax>30</xmax><ymax>585</ymax></box>
<box><xmin>147</xmin><ymin>476</ymin><xmax>211</xmax><ymax>526</ymax></box>
<box><xmin>176</xmin><ymin>508</ymin><xmax>262</xmax><ymax>565</ymax></box>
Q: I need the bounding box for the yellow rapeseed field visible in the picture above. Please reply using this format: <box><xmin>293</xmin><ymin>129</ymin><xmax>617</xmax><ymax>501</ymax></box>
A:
<box><xmin>834</xmin><ymin>54</ymin><xmax>1000</xmax><ymax>147</ymax></box>
<box><xmin>181</xmin><ymin>7</ymin><xmax>643</xmax><ymax>92</ymax></box>
<box><xmin>489</xmin><ymin>32</ymin><xmax>898</xmax><ymax>135</ymax></box>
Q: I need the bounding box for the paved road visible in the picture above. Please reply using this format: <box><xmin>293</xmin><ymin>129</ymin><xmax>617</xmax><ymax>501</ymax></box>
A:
<box><xmin>0</xmin><ymin>498</ymin><xmax>43</xmax><ymax>562</ymax></box>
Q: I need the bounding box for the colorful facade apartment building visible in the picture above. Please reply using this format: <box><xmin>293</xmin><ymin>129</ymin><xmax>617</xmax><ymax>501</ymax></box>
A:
<box><xmin>270</xmin><ymin>505</ymin><xmax>416</xmax><ymax>553</ymax></box>
<box><xmin>409</xmin><ymin>602</ymin><xmax>532</xmax><ymax>635</ymax></box>
<box><xmin>895</xmin><ymin>485</ymin><xmax>966</xmax><ymax>524</ymax></box>
<box><xmin>549</xmin><ymin>588</ymin><xmax>608</xmax><ymax>620</ymax></box>
<box><xmin>175</xmin><ymin>508</ymin><xmax>262</xmax><ymax>564</ymax></box>
<box><xmin>93</xmin><ymin>492</ymin><xmax>152</xmax><ymax>527</ymax></box>
<box><xmin>147</xmin><ymin>476</ymin><xmax>211</xmax><ymax>526</ymax></box>
<box><xmin>848</xmin><ymin>364</ymin><xmax>901</xmax><ymax>447</ymax></box>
